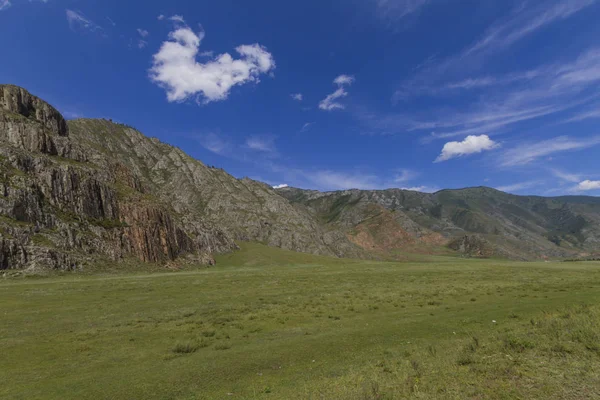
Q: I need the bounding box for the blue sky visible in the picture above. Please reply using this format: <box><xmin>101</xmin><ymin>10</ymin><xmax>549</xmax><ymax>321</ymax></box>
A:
<box><xmin>1</xmin><ymin>0</ymin><xmax>600</xmax><ymax>195</ymax></box>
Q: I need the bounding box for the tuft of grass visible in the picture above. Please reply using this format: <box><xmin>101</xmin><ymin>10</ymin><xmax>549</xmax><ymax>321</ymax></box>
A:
<box><xmin>171</xmin><ymin>341</ymin><xmax>199</xmax><ymax>354</ymax></box>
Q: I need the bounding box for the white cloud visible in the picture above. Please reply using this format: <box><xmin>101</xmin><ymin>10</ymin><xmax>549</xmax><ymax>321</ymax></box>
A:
<box><xmin>319</xmin><ymin>75</ymin><xmax>355</xmax><ymax>111</ymax></box>
<box><xmin>149</xmin><ymin>22</ymin><xmax>275</xmax><ymax>104</ymax></box>
<box><xmin>0</xmin><ymin>0</ymin><xmax>10</xmax><ymax>11</ymax></box>
<box><xmin>401</xmin><ymin>185</ymin><xmax>439</xmax><ymax>193</ymax></box>
<box><xmin>291</xmin><ymin>93</ymin><xmax>303</xmax><ymax>101</ymax></box>
<box><xmin>435</xmin><ymin>135</ymin><xmax>498</xmax><ymax>162</ymax></box>
<box><xmin>157</xmin><ymin>14</ymin><xmax>165</xmax><ymax>21</ymax></box>
<box><xmin>245</xmin><ymin>135</ymin><xmax>277</xmax><ymax>153</ymax></box>
<box><xmin>169</xmin><ymin>15</ymin><xmax>185</xmax><ymax>23</ymax></box>
<box><xmin>138</xmin><ymin>40</ymin><xmax>148</xmax><ymax>49</ymax></box>
<box><xmin>576</xmin><ymin>180</ymin><xmax>600</xmax><ymax>191</ymax></box>
<box><xmin>500</xmin><ymin>136</ymin><xmax>600</xmax><ymax>167</ymax></box>
<box><xmin>137</xmin><ymin>28</ymin><xmax>149</xmax><ymax>38</ymax></box>
<box><xmin>496</xmin><ymin>181</ymin><xmax>542</xmax><ymax>193</ymax></box>
<box><xmin>333</xmin><ymin>75</ymin><xmax>355</xmax><ymax>86</ymax></box>
<box><xmin>66</xmin><ymin>10</ymin><xmax>103</xmax><ymax>33</ymax></box>
<box><xmin>273</xmin><ymin>184</ymin><xmax>289</xmax><ymax>189</ymax></box>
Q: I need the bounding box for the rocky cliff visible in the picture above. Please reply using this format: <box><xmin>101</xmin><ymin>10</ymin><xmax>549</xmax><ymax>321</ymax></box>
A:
<box><xmin>0</xmin><ymin>85</ymin><xmax>236</xmax><ymax>271</ymax></box>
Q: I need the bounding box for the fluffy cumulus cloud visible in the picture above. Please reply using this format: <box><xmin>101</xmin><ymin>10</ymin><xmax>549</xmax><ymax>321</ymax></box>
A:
<box><xmin>577</xmin><ymin>180</ymin><xmax>600</xmax><ymax>191</ymax></box>
<box><xmin>319</xmin><ymin>75</ymin><xmax>355</xmax><ymax>111</ymax></box>
<box><xmin>150</xmin><ymin>21</ymin><xmax>275</xmax><ymax>104</ymax></box>
<box><xmin>435</xmin><ymin>135</ymin><xmax>498</xmax><ymax>162</ymax></box>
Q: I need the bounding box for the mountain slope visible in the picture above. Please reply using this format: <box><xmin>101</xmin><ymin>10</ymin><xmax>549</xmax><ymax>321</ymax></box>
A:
<box><xmin>0</xmin><ymin>85</ymin><xmax>364</xmax><ymax>271</ymax></box>
<box><xmin>67</xmin><ymin>119</ymin><xmax>365</xmax><ymax>259</ymax></box>
<box><xmin>277</xmin><ymin>186</ymin><xmax>600</xmax><ymax>260</ymax></box>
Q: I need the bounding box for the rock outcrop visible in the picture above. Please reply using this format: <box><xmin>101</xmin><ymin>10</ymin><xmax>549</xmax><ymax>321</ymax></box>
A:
<box><xmin>0</xmin><ymin>85</ymin><xmax>236</xmax><ymax>271</ymax></box>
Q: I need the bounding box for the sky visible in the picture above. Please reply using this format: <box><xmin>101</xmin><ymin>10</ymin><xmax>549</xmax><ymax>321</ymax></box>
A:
<box><xmin>1</xmin><ymin>0</ymin><xmax>600</xmax><ymax>196</ymax></box>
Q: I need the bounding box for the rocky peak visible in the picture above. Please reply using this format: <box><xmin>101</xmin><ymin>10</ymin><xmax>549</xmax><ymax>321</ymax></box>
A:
<box><xmin>0</xmin><ymin>85</ymin><xmax>68</xmax><ymax>137</ymax></box>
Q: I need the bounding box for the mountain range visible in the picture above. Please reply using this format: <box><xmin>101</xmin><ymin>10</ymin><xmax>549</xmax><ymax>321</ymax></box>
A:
<box><xmin>1</xmin><ymin>85</ymin><xmax>599</xmax><ymax>271</ymax></box>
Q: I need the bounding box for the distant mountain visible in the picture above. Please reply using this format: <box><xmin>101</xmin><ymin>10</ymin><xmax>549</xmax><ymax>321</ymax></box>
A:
<box><xmin>2</xmin><ymin>85</ymin><xmax>599</xmax><ymax>271</ymax></box>
<box><xmin>276</xmin><ymin>186</ymin><xmax>600</xmax><ymax>260</ymax></box>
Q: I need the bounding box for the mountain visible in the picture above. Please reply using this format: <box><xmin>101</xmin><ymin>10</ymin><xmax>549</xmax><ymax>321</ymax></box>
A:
<box><xmin>2</xmin><ymin>85</ymin><xmax>600</xmax><ymax>271</ymax></box>
<box><xmin>277</xmin><ymin>186</ymin><xmax>600</xmax><ymax>260</ymax></box>
<box><xmin>0</xmin><ymin>85</ymin><xmax>363</xmax><ymax>271</ymax></box>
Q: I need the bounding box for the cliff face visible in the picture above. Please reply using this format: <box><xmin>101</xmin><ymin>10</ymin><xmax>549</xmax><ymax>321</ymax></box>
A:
<box><xmin>0</xmin><ymin>85</ymin><xmax>236</xmax><ymax>271</ymax></box>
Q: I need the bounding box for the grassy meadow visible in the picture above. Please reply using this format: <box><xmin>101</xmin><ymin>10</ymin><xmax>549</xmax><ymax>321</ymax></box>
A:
<box><xmin>2</xmin><ymin>243</ymin><xmax>600</xmax><ymax>399</ymax></box>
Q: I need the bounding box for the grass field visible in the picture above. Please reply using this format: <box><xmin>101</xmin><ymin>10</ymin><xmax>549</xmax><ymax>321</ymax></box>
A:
<box><xmin>2</xmin><ymin>243</ymin><xmax>600</xmax><ymax>399</ymax></box>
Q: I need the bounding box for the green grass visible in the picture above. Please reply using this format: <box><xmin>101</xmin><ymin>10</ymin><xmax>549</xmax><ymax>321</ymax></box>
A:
<box><xmin>1</xmin><ymin>242</ymin><xmax>600</xmax><ymax>399</ymax></box>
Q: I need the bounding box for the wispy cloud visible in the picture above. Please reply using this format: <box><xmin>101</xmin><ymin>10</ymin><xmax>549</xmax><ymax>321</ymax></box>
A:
<box><xmin>465</xmin><ymin>0</ymin><xmax>595</xmax><ymax>57</ymax></box>
<box><xmin>550</xmin><ymin>169</ymin><xmax>582</xmax><ymax>183</ymax></box>
<box><xmin>393</xmin><ymin>168</ymin><xmax>418</xmax><ymax>183</ymax></box>
<box><xmin>137</xmin><ymin>28</ymin><xmax>149</xmax><ymax>38</ymax></box>
<box><xmin>300</xmin><ymin>122</ymin><xmax>314</xmax><ymax>132</ymax></box>
<box><xmin>245</xmin><ymin>135</ymin><xmax>278</xmax><ymax>155</ymax></box>
<box><xmin>373</xmin><ymin>1</ymin><xmax>600</xmax><ymax>141</ymax></box>
<box><xmin>150</xmin><ymin>19</ymin><xmax>275</xmax><ymax>104</ymax></box>
<box><xmin>66</xmin><ymin>10</ymin><xmax>103</xmax><ymax>34</ymax></box>
<box><xmin>496</xmin><ymin>180</ymin><xmax>543</xmax><ymax>193</ymax></box>
<box><xmin>272</xmin><ymin>184</ymin><xmax>289</xmax><ymax>189</ymax></box>
<box><xmin>500</xmin><ymin>136</ymin><xmax>600</xmax><ymax>167</ymax></box>
<box><xmin>319</xmin><ymin>75</ymin><xmax>355</xmax><ymax>111</ymax></box>
<box><xmin>291</xmin><ymin>93</ymin><xmax>303</xmax><ymax>101</ymax></box>
<box><xmin>198</xmin><ymin>132</ymin><xmax>232</xmax><ymax>156</ymax></box>
<box><xmin>398</xmin><ymin>0</ymin><xmax>596</xmax><ymax>96</ymax></box>
<box><xmin>374</xmin><ymin>0</ymin><xmax>431</xmax><ymax>24</ymax></box>
<box><xmin>435</xmin><ymin>135</ymin><xmax>499</xmax><ymax>162</ymax></box>
<box><xmin>563</xmin><ymin>107</ymin><xmax>600</xmax><ymax>123</ymax></box>
<box><xmin>0</xmin><ymin>0</ymin><xmax>11</xmax><ymax>11</ymax></box>
<box><xmin>383</xmin><ymin>47</ymin><xmax>600</xmax><ymax>141</ymax></box>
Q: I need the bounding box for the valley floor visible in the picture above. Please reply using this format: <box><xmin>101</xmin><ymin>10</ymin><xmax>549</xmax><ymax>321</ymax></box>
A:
<box><xmin>2</xmin><ymin>243</ymin><xmax>600</xmax><ymax>399</ymax></box>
